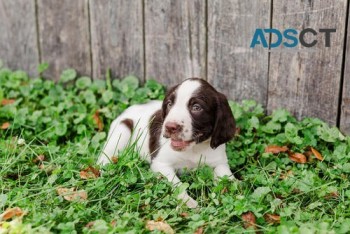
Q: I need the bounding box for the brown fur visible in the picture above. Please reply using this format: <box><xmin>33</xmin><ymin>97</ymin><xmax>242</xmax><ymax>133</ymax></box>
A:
<box><xmin>121</xmin><ymin>118</ymin><xmax>134</xmax><ymax>132</ymax></box>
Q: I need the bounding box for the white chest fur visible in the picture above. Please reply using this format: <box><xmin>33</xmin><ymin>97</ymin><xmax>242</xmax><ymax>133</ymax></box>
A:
<box><xmin>155</xmin><ymin>138</ymin><xmax>228</xmax><ymax>169</ymax></box>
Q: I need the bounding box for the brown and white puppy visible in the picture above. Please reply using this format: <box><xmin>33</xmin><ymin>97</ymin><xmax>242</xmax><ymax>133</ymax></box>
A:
<box><xmin>97</xmin><ymin>78</ymin><xmax>236</xmax><ymax>208</ymax></box>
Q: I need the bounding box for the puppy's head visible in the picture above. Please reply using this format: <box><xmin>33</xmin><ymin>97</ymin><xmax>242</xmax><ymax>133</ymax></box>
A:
<box><xmin>162</xmin><ymin>78</ymin><xmax>235</xmax><ymax>151</ymax></box>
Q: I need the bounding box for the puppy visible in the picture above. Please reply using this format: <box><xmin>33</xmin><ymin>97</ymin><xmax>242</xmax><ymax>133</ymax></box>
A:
<box><xmin>97</xmin><ymin>78</ymin><xmax>236</xmax><ymax>208</ymax></box>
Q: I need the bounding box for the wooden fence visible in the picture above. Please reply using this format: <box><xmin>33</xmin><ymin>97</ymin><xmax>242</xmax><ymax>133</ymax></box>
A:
<box><xmin>0</xmin><ymin>0</ymin><xmax>349</xmax><ymax>134</ymax></box>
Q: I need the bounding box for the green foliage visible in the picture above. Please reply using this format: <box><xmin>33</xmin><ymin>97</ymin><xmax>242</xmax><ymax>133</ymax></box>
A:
<box><xmin>37</xmin><ymin>62</ymin><xmax>49</xmax><ymax>74</ymax></box>
<box><xmin>0</xmin><ymin>68</ymin><xmax>165</xmax><ymax>144</ymax></box>
<box><xmin>0</xmin><ymin>67</ymin><xmax>350</xmax><ymax>233</ymax></box>
<box><xmin>60</xmin><ymin>68</ymin><xmax>77</xmax><ymax>83</ymax></box>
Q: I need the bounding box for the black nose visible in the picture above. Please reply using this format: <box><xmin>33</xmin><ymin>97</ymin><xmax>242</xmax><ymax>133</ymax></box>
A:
<box><xmin>165</xmin><ymin>122</ymin><xmax>182</xmax><ymax>134</ymax></box>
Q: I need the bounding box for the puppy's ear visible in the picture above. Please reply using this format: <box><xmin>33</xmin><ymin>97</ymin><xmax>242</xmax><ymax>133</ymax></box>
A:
<box><xmin>162</xmin><ymin>84</ymin><xmax>179</xmax><ymax>119</ymax></box>
<box><xmin>210</xmin><ymin>92</ymin><xmax>236</xmax><ymax>149</ymax></box>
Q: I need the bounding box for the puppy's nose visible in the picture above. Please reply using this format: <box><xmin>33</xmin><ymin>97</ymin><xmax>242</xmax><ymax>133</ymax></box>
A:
<box><xmin>165</xmin><ymin>122</ymin><xmax>182</xmax><ymax>134</ymax></box>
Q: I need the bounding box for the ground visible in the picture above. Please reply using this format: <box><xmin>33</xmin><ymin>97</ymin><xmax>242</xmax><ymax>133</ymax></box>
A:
<box><xmin>0</xmin><ymin>65</ymin><xmax>350</xmax><ymax>233</ymax></box>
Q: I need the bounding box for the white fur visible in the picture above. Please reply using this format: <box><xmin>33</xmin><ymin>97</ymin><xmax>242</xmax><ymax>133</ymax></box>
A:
<box><xmin>98</xmin><ymin>80</ymin><xmax>234</xmax><ymax>208</ymax></box>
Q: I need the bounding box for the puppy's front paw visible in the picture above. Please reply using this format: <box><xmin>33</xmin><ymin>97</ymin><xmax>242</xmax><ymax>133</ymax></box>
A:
<box><xmin>178</xmin><ymin>192</ymin><xmax>198</xmax><ymax>209</ymax></box>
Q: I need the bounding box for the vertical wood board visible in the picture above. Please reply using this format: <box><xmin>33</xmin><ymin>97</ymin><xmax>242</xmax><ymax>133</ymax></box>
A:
<box><xmin>0</xmin><ymin>0</ymin><xmax>39</xmax><ymax>77</ymax></box>
<box><xmin>207</xmin><ymin>0</ymin><xmax>271</xmax><ymax>104</ymax></box>
<box><xmin>38</xmin><ymin>0</ymin><xmax>91</xmax><ymax>80</ymax></box>
<box><xmin>90</xmin><ymin>0</ymin><xmax>144</xmax><ymax>80</ymax></box>
<box><xmin>145</xmin><ymin>0</ymin><xmax>206</xmax><ymax>86</ymax></box>
<box><xmin>340</xmin><ymin>1</ymin><xmax>350</xmax><ymax>134</ymax></box>
<box><xmin>267</xmin><ymin>0</ymin><xmax>347</xmax><ymax>126</ymax></box>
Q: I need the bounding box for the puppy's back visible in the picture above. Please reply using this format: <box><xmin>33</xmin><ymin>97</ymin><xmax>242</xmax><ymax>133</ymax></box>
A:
<box><xmin>98</xmin><ymin>100</ymin><xmax>162</xmax><ymax>165</ymax></box>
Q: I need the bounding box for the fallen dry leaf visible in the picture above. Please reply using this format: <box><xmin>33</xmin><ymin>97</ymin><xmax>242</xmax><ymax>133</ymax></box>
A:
<box><xmin>1</xmin><ymin>122</ymin><xmax>10</xmax><ymax>130</ymax></box>
<box><xmin>241</xmin><ymin>211</ymin><xmax>257</xmax><ymax>230</ymax></box>
<box><xmin>180</xmin><ymin>212</ymin><xmax>189</xmax><ymax>218</ymax></box>
<box><xmin>288</xmin><ymin>152</ymin><xmax>307</xmax><ymax>164</ymax></box>
<box><xmin>80</xmin><ymin>166</ymin><xmax>100</xmax><ymax>179</ymax></box>
<box><xmin>111</xmin><ymin>156</ymin><xmax>118</xmax><ymax>164</ymax></box>
<box><xmin>33</xmin><ymin>154</ymin><xmax>45</xmax><ymax>163</ymax></box>
<box><xmin>194</xmin><ymin>226</ymin><xmax>204</xmax><ymax>234</ymax></box>
<box><xmin>56</xmin><ymin>187</ymin><xmax>88</xmax><ymax>201</ymax></box>
<box><xmin>0</xmin><ymin>207</ymin><xmax>25</xmax><ymax>221</ymax></box>
<box><xmin>93</xmin><ymin>110</ymin><xmax>104</xmax><ymax>131</ymax></box>
<box><xmin>145</xmin><ymin>220</ymin><xmax>174</xmax><ymax>234</ymax></box>
<box><xmin>1</xmin><ymin>99</ymin><xmax>15</xmax><ymax>106</ymax></box>
<box><xmin>264</xmin><ymin>213</ymin><xmax>281</xmax><ymax>224</ymax></box>
<box><xmin>311</xmin><ymin>147</ymin><xmax>324</xmax><ymax>161</ymax></box>
<box><xmin>221</xmin><ymin>187</ymin><xmax>228</xmax><ymax>194</ymax></box>
<box><xmin>325</xmin><ymin>192</ymin><xmax>339</xmax><ymax>200</ymax></box>
<box><xmin>265</xmin><ymin>145</ymin><xmax>289</xmax><ymax>154</ymax></box>
<box><xmin>85</xmin><ymin>221</ymin><xmax>95</xmax><ymax>228</ymax></box>
<box><xmin>110</xmin><ymin>220</ymin><xmax>117</xmax><ymax>227</ymax></box>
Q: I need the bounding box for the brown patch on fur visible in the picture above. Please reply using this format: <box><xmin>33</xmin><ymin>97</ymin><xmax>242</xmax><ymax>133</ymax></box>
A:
<box><xmin>121</xmin><ymin>118</ymin><xmax>134</xmax><ymax>132</ymax></box>
<box><xmin>210</xmin><ymin>92</ymin><xmax>236</xmax><ymax>148</ymax></box>
<box><xmin>149</xmin><ymin>110</ymin><xmax>163</xmax><ymax>159</ymax></box>
<box><xmin>188</xmin><ymin>78</ymin><xmax>236</xmax><ymax>148</ymax></box>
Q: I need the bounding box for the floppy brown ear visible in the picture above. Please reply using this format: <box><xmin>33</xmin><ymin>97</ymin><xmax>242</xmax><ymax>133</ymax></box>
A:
<box><xmin>210</xmin><ymin>93</ymin><xmax>236</xmax><ymax>149</ymax></box>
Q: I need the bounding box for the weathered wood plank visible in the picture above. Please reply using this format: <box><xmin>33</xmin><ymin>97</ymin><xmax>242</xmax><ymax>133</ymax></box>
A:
<box><xmin>207</xmin><ymin>0</ymin><xmax>270</xmax><ymax>104</ymax></box>
<box><xmin>0</xmin><ymin>0</ymin><xmax>39</xmax><ymax>77</ymax></box>
<box><xmin>145</xmin><ymin>0</ymin><xmax>206</xmax><ymax>85</ymax></box>
<box><xmin>37</xmin><ymin>0</ymin><xmax>91</xmax><ymax>80</ymax></box>
<box><xmin>90</xmin><ymin>0</ymin><xmax>144</xmax><ymax>80</ymax></box>
<box><xmin>267</xmin><ymin>0</ymin><xmax>347</xmax><ymax>127</ymax></box>
<box><xmin>340</xmin><ymin>2</ymin><xmax>350</xmax><ymax>135</ymax></box>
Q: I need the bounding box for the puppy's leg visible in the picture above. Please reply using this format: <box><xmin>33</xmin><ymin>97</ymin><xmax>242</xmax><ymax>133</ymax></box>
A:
<box><xmin>97</xmin><ymin>120</ymin><xmax>131</xmax><ymax>166</ymax></box>
<box><xmin>213</xmin><ymin>163</ymin><xmax>235</xmax><ymax>180</ymax></box>
<box><xmin>151</xmin><ymin>163</ymin><xmax>198</xmax><ymax>208</ymax></box>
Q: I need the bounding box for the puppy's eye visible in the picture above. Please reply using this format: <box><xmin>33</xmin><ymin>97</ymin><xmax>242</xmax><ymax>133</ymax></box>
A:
<box><xmin>192</xmin><ymin>103</ymin><xmax>202</xmax><ymax>112</ymax></box>
<box><xmin>167</xmin><ymin>101</ymin><xmax>173</xmax><ymax>108</ymax></box>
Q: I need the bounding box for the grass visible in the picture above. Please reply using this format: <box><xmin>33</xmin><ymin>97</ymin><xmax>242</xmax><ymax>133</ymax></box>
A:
<box><xmin>0</xmin><ymin>64</ymin><xmax>350</xmax><ymax>233</ymax></box>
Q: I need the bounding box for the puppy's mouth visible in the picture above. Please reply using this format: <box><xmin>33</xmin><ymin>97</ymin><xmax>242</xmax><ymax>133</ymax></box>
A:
<box><xmin>170</xmin><ymin>139</ymin><xmax>194</xmax><ymax>151</ymax></box>
<box><xmin>163</xmin><ymin>133</ymin><xmax>194</xmax><ymax>151</ymax></box>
